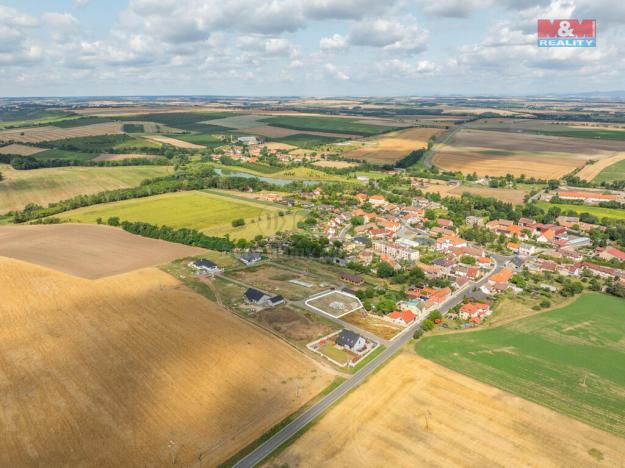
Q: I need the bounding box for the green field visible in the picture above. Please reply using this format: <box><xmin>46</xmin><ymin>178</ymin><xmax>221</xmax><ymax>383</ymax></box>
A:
<box><xmin>44</xmin><ymin>134</ymin><xmax>163</xmax><ymax>152</ymax></box>
<box><xmin>0</xmin><ymin>110</ymin><xmax>76</xmax><ymax>129</ymax></box>
<box><xmin>34</xmin><ymin>149</ymin><xmax>95</xmax><ymax>162</ymax></box>
<box><xmin>273</xmin><ymin>133</ymin><xmax>344</xmax><ymax>148</ymax></box>
<box><xmin>261</xmin><ymin>115</ymin><xmax>395</xmax><ymax>136</ymax></box>
<box><xmin>594</xmin><ymin>159</ymin><xmax>625</xmax><ymax>183</ymax></box>
<box><xmin>467</xmin><ymin>120</ymin><xmax>625</xmax><ymax>140</ymax></box>
<box><xmin>415</xmin><ymin>293</ymin><xmax>625</xmax><ymax>437</ymax></box>
<box><xmin>122</xmin><ymin>123</ymin><xmax>144</xmax><ymax>133</ymax></box>
<box><xmin>51</xmin><ymin>116</ymin><xmax>115</xmax><ymax>128</ymax></box>
<box><xmin>56</xmin><ymin>190</ymin><xmax>303</xmax><ymax>239</ymax></box>
<box><xmin>167</xmin><ymin>133</ymin><xmax>223</xmax><ymax>147</ymax></box>
<box><xmin>536</xmin><ymin>202</ymin><xmax>625</xmax><ymax>220</ymax></box>
<box><xmin>123</xmin><ymin>112</ymin><xmax>238</xmax><ymax>131</ymax></box>
<box><xmin>535</xmin><ymin>128</ymin><xmax>625</xmax><ymax>140</ymax></box>
<box><xmin>0</xmin><ymin>164</ymin><xmax>172</xmax><ymax>213</ymax></box>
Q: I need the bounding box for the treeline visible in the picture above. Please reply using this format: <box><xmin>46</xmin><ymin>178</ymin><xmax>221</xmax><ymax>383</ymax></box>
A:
<box><xmin>8</xmin><ymin>155</ymin><xmax>170</xmax><ymax>170</ymax></box>
<box><xmin>112</xmin><ymin>218</ymin><xmax>234</xmax><ymax>251</ymax></box>
<box><xmin>11</xmin><ymin>168</ymin><xmax>287</xmax><ymax>222</ymax></box>
<box><xmin>394</xmin><ymin>148</ymin><xmax>426</xmax><ymax>169</ymax></box>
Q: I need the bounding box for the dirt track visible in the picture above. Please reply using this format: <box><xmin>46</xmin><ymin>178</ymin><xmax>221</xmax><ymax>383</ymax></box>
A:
<box><xmin>0</xmin><ymin>224</ymin><xmax>205</xmax><ymax>279</ymax></box>
<box><xmin>0</xmin><ymin>258</ymin><xmax>331</xmax><ymax>467</ymax></box>
<box><xmin>270</xmin><ymin>352</ymin><xmax>625</xmax><ymax>467</ymax></box>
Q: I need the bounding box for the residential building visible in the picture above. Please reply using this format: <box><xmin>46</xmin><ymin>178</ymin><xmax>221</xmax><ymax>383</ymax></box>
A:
<box><xmin>388</xmin><ymin>309</ymin><xmax>417</xmax><ymax>326</ymax></box>
<box><xmin>239</xmin><ymin>252</ymin><xmax>262</xmax><ymax>265</ymax></box>
<box><xmin>597</xmin><ymin>246</ymin><xmax>625</xmax><ymax>262</ymax></box>
<box><xmin>458</xmin><ymin>302</ymin><xmax>491</xmax><ymax>322</ymax></box>
<box><xmin>373</xmin><ymin>241</ymin><xmax>419</xmax><ymax>262</ymax></box>
<box><xmin>336</xmin><ymin>330</ymin><xmax>366</xmax><ymax>352</ymax></box>
<box><xmin>189</xmin><ymin>259</ymin><xmax>223</xmax><ymax>275</ymax></box>
<box><xmin>341</xmin><ymin>272</ymin><xmax>364</xmax><ymax>286</ymax></box>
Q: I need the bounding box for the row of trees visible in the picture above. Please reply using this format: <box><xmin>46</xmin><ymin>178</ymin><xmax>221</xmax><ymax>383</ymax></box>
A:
<box><xmin>8</xmin><ymin>155</ymin><xmax>169</xmax><ymax>170</ymax></box>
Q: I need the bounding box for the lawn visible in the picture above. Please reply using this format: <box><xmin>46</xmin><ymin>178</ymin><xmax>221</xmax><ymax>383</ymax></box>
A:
<box><xmin>594</xmin><ymin>159</ymin><xmax>625</xmax><ymax>183</ymax></box>
<box><xmin>415</xmin><ymin>293</ymin><xmax>625</xmax><ymax>438</ymax></box>
<box><xmin>56</xmin><ymin>190</ymin><xmax>303</xmax><ymax>239</ymax></box>
<box><xmin>536</xmin><ymin>202</ymin><xmax>625</xmax><ymax>220</ymax></box>
<box><xmin>261</xmin><ymin>115</ymin><xmax>395</xmax><ymax>136</ymax></box>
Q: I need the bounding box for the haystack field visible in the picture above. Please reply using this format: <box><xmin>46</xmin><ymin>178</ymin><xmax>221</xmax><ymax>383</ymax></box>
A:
<box><xmin>343</xmin><ymin>127</ymin><xmax>443</xmax><ymax>164</ymax></box>
<box><xmin>576</xmin><ymin>153</ymin><xmax>625</xmax><ymax>181</ymax></box>
<box><xmin>432</xmin><ymin>129</ymin><xmax>624</xmax><ymax>178</ymax></box>
<box><xmin>143</xmin><ymin>134</ymin><xmax>205</xmax><ymax>148</ymax></box>
<box><xmin>92</xmin><ymin>153</ymin><xmax>158</xmax><ymax>162</ymax></box>
<box><xmin>0</xmin><ymin>258</ymin><xmax>331</xmax><ymax>467</ymax></box>
<box><xmin>0</xmin><ymin>143</ymin><xmax>45</xmax><ymax>156</ymax></box>
<box><xmin>269</xmin><ymin>352</ymin><xmax>625</xmax><ymax>467</ymax></box>
<box><xmin>0</xmin><ymin>224</ymin><xmax>206</xmax><ymax>279</ymax></box>
<box><xmin>0</xmin><ymin>122</ymin><xmax>123</xmax><ymax>143</ymax></box>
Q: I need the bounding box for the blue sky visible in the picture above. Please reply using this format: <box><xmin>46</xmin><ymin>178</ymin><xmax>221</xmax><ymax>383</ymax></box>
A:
<box><xmin>0</xmin><ymin>0</ymin><xmax>623</xmax><ymax>97</ymax></box>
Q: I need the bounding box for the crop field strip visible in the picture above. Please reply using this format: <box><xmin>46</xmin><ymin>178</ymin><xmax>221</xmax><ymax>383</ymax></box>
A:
<box><xmin>415</xmin><ymin>294</ymin><xmax>625</xmax><ymax>438</ymax></box>
<box><xmin>0</xmin><ymin>122</ymin><xmax>124</xmax><ymax>143</ymax></box>
<box><xmin>535</xmin><ymin>202</ymin><xmax>625</xmax><ymax>221</ymax></box>
<box><xmin>260</xmin><ymin>115</ymin><xmax>399</xmax><ymax>136</ymax></box>
<box><xmin>0</xmin><ymin>164</ymin><xmax>173</xmax><ymax>214</ymax></box>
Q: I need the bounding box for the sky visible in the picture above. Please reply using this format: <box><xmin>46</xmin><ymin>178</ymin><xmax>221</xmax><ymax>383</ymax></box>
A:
<box><xmin>0</xmin><ymin>0</ymin><xmax>623</xmax><ymax>97</ymax></box>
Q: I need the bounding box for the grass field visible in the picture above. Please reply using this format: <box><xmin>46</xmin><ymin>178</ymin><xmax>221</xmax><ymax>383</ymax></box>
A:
<box><xmin>0</xmin><ymin>257</ymin><xmax>331</xmax><ymax>467</ymax></box>
<box><xmin>165</xmin><ymin>132</ymin><xmax>223</xmax><ymax>147</ymax></box>
<box><xmin>124</xmin><ymin>111</ymin><xmax>238</xmax><ymax>131</ymax></box>
<box><xmin>56</xmin><ymin>190</ymin><xmax>303</xmax><ymax>239</ymax></box>
<box><xmin>0</xmin><ymin>164</ymin><xmax>172</xmax><ymax>213</ymax></box>
<box><xmin>33</xmin><ymin>148</ymin><xmax>95</xmax><ymax>161</ymax></box>
<box><xmin>415</xmin><ymin>293</ymin><xmax>625</xmax><ymax>438</ymax></box>
<box><xmin>593</xmin><ymin>157</ymin><xmax>625</xmax><ymax>183</ymax></box>
<box><xmin>270</xmin><ymin>351</ymin><xmax>625</xmax><ymax>467</ymax></box>
<box><xmin>261</xmin><ymin>115</ymin><xmax>395</xmax><ymax>136</ymax></box>
<box><xmin>536</xmin><ymin>202</ymin><xmax>625</xmax><ymax>220</ymax></box>
<box><xmin>52</xmin><ymin>116</ymin><xmax>115</xmax><ymax>128</ymax></box>
<box><xmin>46</xmin><ymin>134</ymin><xmax>161</xmax><ymax>152</ymax></box>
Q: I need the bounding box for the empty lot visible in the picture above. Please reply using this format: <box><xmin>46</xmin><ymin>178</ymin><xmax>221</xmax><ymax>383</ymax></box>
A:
<box><xmin>270</xmin><ymin>352</ymin><xmax>625</xmax><ymax>467</ymax></box>
<box><xmin>0</xmin><ymin>258</ymin><xmax>331</xmax><ymax>467</ymax></box>
<box><xmin>0</xmin><ymin>224</ymin><xmax>205</xmax><ymax>279</ymax></box>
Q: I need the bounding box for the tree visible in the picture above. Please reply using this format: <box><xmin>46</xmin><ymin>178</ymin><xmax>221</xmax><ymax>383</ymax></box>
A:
<box><xmin>428</xmin><ymin>310</ymin><xmax>442</xmax><ymax>321</ymax></box>
<box><xmin>547</xmin><ymin>179</ymin><xmax>560</xmax><ymax>190</ymax></box>
<box><xmin>459</xmin><ymin>255</ymin><xmax>476</xmax><ymax>266</ymax></box>
<box><xmin>0</xmin><ymin>171</ymin><xmax>3</xmax><ymax>181</ymax></box>
<box><xmin>107</xmin><ymin>217</ymin><xmax>120</xmax><ymax>226</ymax></box>
<box><xmin>376</xmin><ymin>261</ymin><xmax>395</xmax><ymax>278</ymax></box>
<box><xmin>350</xmin><ymin>216</ymin><xmax>364</xmax><ymax>226</ymax></box>
<box><xmin>413</xmin><ymin>328</ymin><xmax>424</xmax><ymax>340</ymax></box>
<box><xmin>231</xmin><ymin>218</ymin><xmax>245</xmax><ymax>227</ymax></box>
<box><xmin>421</xmin><ymin>319</ymin><xmax>435</xmax><ymax>331</ymax></box>
<box><xmin>375</xmin><ymin>297</ymin><xmax>396</xmax><ymax>314</ymax></box>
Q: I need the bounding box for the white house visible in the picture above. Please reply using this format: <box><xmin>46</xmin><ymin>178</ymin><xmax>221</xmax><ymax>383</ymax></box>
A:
<box><xmin>189</xmin><ymin>259</ymin><xmax>223</xmax><ymax>275</ymax></box>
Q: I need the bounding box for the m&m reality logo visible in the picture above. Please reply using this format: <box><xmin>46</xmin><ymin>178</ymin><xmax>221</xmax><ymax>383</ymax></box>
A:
<box><xmin>537</xmin><ymin>19</ymin><xmax>596</xmax><ymax>47</ymax></box>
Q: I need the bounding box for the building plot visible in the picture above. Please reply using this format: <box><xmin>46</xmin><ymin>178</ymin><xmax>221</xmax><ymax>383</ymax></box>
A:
<box><xmin>305</xmin><ymin>290</ymin><xmax>363</xmax><ymax>318</ymax></box>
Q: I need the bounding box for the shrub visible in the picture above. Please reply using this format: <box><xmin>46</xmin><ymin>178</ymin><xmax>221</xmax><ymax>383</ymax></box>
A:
<box><xmin>413</xmin><ymin>328</ymin><xmax>424</xmax><ymax>340</ymax></box>
<box><xmin>428</xmin><ymin>310</ymin><xmax>442</xmax><ymax>321</ymax></box>
<box><xmin>231</xmin><ymin>218</ymin><xmax>245</xmax><ymax>227</ymax></box>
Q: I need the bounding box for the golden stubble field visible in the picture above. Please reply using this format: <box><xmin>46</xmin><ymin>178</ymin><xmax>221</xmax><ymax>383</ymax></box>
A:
<box><xmin>269</xmin><ymin>352</ymin><xmax>625</xmax><ymax>467</ymax></box>
<box><xmin>0</xmin><ymin>122</ymin><xmax>123</xmax><ymax>143</ymax></box>
<box><xmin>432</xmin><ymin>129</ymin><xmax>625</xmax><ymax>178</ymax></box>
<box><xmin>343</xmin><ymin>127</ymin><xmax>443</xmax><ymax>164</ymax></box>
<box><xmin>0</xmin><ymin>257</ymin><xmax>332</xmax><ymax>467</ymax></box>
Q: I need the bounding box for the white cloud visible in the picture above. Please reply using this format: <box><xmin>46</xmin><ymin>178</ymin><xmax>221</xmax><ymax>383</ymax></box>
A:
<box><xmin>325</xmin><ymin>63</ymin><xmax>349</xmax><ymax>80</ymax></box>
<box><xmin>349</xmin><ymin>16</ymin><xmax>428</xmax><ymax>54</ymax></box>
<box><xmin>320</xmin><ymin>33</ymin><xmax>347</xmax><ymax>52</ymax></box>
<box><xmin>42</xmin><ymin>12</ymin><xmax>79</xmax><ymax>32</ymax></box>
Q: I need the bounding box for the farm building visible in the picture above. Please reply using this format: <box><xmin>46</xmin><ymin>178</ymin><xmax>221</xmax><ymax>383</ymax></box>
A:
<box><xmin>336</xmin><ymin>330</ymin><xmax>366</xmax><ymax>352</ymax></box>
<box><xmin>244</xmin><ymin>288</ymin><xmax>285</xmax><ymax>307</ymax></box>
<box><xmin>239</xmin><ymin>252</ymin><xmax>262</xmax><ymax>265</ymax></box>
<box><xmin>189</xmin><ymin>259</ymin><xmax>223</xmax><ymax>275</ymax></box>
<box><xmin>341</xmin><ymin>272</ymin><xmax>364</xmax><ymax>286</ymax></box>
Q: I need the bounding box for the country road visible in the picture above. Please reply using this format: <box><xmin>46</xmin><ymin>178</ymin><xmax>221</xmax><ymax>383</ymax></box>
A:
<box><xmin>232</xmin><ymin>255</ymin><xmax>507</xmax><ymax>467</ymax></box>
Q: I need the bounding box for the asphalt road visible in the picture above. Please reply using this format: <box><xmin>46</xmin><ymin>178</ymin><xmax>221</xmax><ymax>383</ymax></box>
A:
<box><xmin>232</xmin><ymin>255</ymin><xmax>506</xmax><ymax>467</ymax></box>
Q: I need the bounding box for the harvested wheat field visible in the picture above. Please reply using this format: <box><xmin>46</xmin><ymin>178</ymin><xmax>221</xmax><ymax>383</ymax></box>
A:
<box><xmin>313</xmin><ymin>160</ymin><xmax>358</xmax><ymax>169</ymax></box>
<box><xmin>269</xmin><ymin>352</ymin><xmax>625</xmax><ymax>468</ymax></box>
<box><xmin>0</xmin><ymin>224</ymin><xmax>205</xmax><ymax>279</ymax></box>
<box><xmin>343</xmin><ymin>127</ymin><xmax>443</xmax><ymax>164</ymax></box>
<box><xmin>0</xmin><ymin>258</ymin><xmax>331</xmax><ymax>467</ymax></box>
<box><xmin>143</xmin><ymin>135</ymin><xmax>205</xmax><ymax>148</ymax></box>
<box><xmin>432</xmin><ymin>129</ymin><xmax>625</xmax><ymax>178</ymax></box>
<box><xmin>576</xmin><ymin>153</ymin><xmax>625</xmax><ymax>181</ymax></box>
<box><xmin>0</xmin><ymin>143</ymin><xmax>45</xmax><ymax>156</ymax></box>
<box><xmin>449</xmin><ymin>185</ymin><xmax>528</xmax><ymax>204</ymax></box>
<box><xmin>262</xmin><ymin>141</ymin><xmax>297</xmax><ymax>151</ymax></box>
<box><xmin>93</xmin><ymin>153</ymin><xmax>158</xmax><ymax>162</ymax></box>
<box><xmin>0</xmin><ymin>122</ymin><xmax>123</xmax><ymax>143</ymax></box>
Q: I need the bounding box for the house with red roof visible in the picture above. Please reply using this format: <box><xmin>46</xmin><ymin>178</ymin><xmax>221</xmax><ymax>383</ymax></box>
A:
<box><xmin>388</xmin><ymin>309</ymin><xmax>417</xmax><ymax>326</ymax></box>
<box><xmin>597</xmin><ymin>246</ymin><xmax>625</xmax><ymax>262</ymax></box>
<box><xmin>458</xmin><ymin>302</ymin><xmax>491</xmax><ymax>322</ymax></box>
